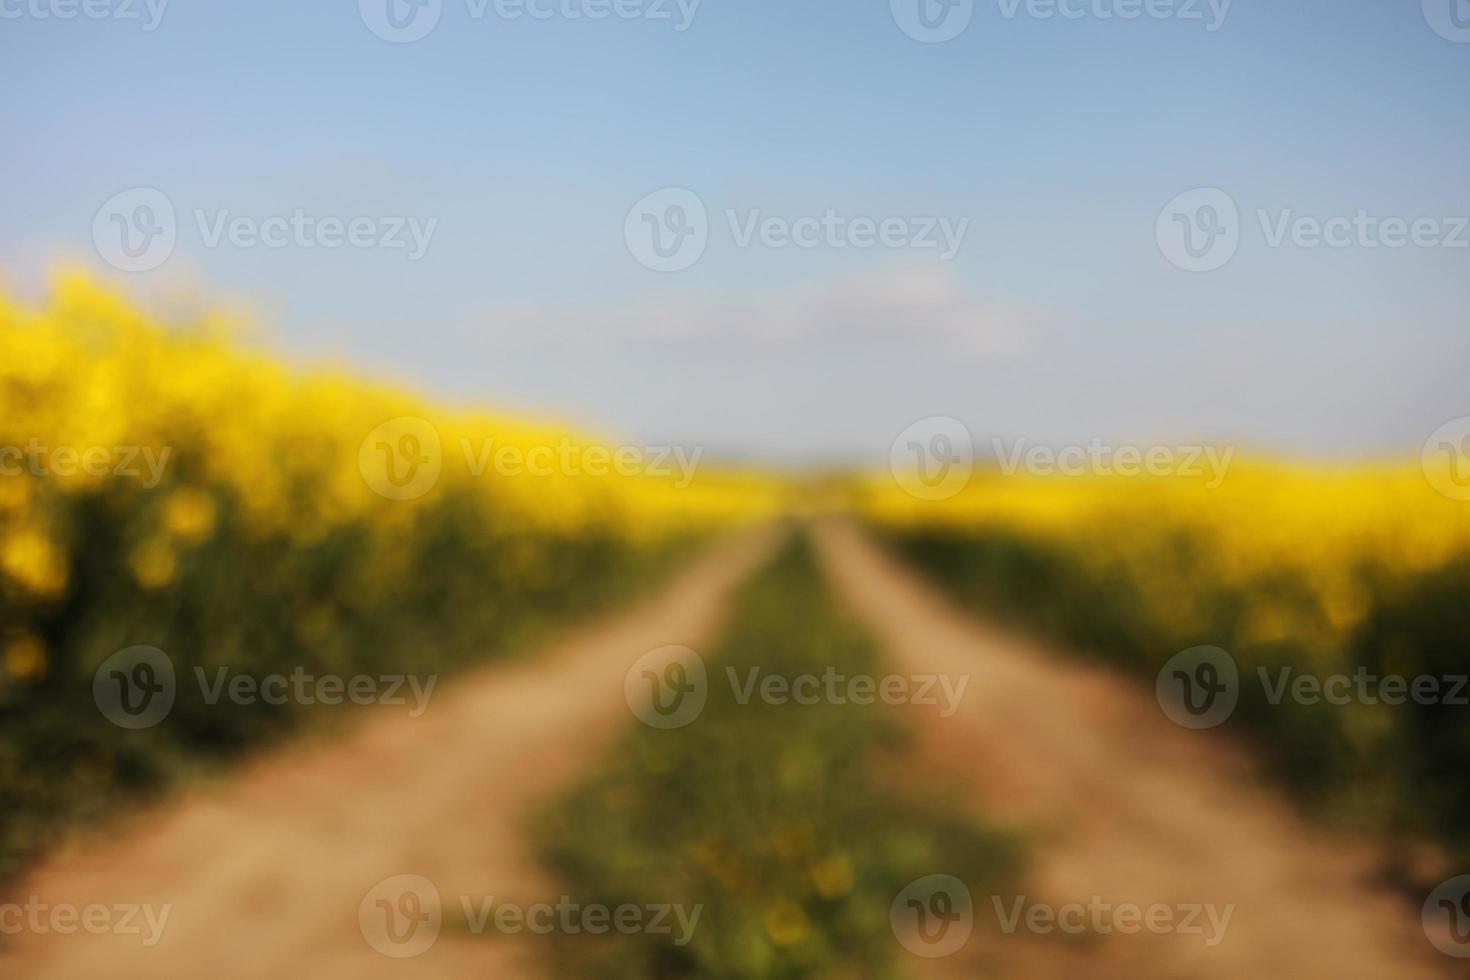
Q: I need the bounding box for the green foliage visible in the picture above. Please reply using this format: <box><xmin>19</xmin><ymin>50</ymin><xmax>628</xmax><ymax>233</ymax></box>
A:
<box><xmin>0</xmin><ymin>481</ymin><xmax>685</xmax><ymax>882</ymax></box>
<box><xmin>878</xmin><ymin>522</ymin><xmax>1467</xmax><ymax>860</ymax></box>
<box><xmin>1350</xmin><ymin>553</ymin><xmax>1470</xmax><ymax>851</ymax></box>
<box><xmin>536</xmin><ymin>536</ymin><xmax>1020</xmax><ymax>979</ymax></box>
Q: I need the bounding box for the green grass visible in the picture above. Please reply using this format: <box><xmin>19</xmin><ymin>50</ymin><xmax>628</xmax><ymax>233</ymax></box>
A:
<box><xmin>535</xmin><ymin>533</ymin><xmax>1020</xmax><ymax>979</ymax></box>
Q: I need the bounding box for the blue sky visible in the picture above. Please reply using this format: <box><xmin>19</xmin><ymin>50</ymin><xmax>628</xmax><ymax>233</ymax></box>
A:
<box><xmin>3</xmin><ymin>0</ymin><xmax>1467</xmax><ymax>460</ymax></box>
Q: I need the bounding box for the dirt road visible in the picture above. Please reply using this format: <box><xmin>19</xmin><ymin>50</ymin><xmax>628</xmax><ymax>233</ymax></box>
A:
<box><xmin>813</xmin><ymin>519</ymin><xmax>1452</xmax><ymax>979</ymax></box>
<box><xmin>4</xmin><ymin>518</ymin><xmax>1455</xmax><ymax>978</ymax></box>
<box><xmin>0</xmin><ymin>527</ymin><xmax>779</xmax><ymax>980</ymax></box>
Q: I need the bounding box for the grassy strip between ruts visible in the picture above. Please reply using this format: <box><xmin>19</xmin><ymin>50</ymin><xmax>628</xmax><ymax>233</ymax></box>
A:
<box><xmin>532</xmin><ymin>533</ymin><xmax>1021</xmax><ymax>979</ymax></box>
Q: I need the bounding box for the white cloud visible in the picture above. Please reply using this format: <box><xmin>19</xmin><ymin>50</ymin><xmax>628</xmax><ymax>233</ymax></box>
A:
<box><xmin>472</xmin><ymin>263</ymin><xmax>1031</xmax><ymax>357</ymax></box>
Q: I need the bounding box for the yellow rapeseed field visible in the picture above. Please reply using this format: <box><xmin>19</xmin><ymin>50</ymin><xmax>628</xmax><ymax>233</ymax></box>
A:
<box><xmin>860</xmin><ymin>456</ymin><xmax>1470</xmax><ymax>844</ymax></box>
<box><xmin>0</xmin><ymin>275</ymin><xmax>779</xmax><ymax>876</ymax></box>
<box><xmin>861</xmin><ymin>461</ymin><xmax>1470</xmax><ymax>646</ymax></box>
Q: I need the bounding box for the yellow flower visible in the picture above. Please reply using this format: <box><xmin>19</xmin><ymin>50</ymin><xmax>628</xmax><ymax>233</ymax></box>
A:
<box><xmin>164</xmin><ymin>487</ymin><xmax>218</xmax><ymax>543</ymax></box>
<box><xmin>3</xmin><ymin>634</ymin><xmax>47</xmax><ymax>681</ymax></box>
<box><xmin>0</xmin><ymin>273</ymin><xmax>778</xmax><ymax>621</ymax></box>
<box><xmin>0</xmin><ymin>477</ymin><xmax>31</xmax><ymax>513</ymax></box>
<box><xmin>129</xmin><ymin>538</ymin><xmax>177</xmax><ymax>589</ymax></box>
<box><xmin>761</xmin><ymin>900</ymin><xmax>810</xmax><ymax>948</ymax></box>
<box><xmin>810</xmin><ymin>854</ymin><xmax>854</xmax><ymax>899</ymax></box>
<box><xmin>1</xmin><ymin>526</ymin><xmax>69</xmax><ymax>597</ymax></box>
